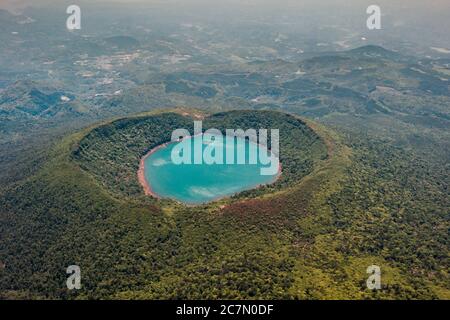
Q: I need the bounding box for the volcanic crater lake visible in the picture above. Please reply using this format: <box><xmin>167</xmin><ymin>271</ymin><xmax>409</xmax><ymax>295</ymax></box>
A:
<box><xmin>143</xmin><ymin>134</ymin><xmax>280</xmax><ymax>204</ymax></box>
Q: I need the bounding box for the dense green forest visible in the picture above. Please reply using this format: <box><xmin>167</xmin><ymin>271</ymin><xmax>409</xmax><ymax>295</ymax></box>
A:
<box><xmin>0</xmin><ymin>109</ymin><xmax>448</xmax><ymax>299</ymax></box>
<box><xmin>0</xmin><ymin>1</ymin><xmax>449</xmax><ymax>301</ymax></box>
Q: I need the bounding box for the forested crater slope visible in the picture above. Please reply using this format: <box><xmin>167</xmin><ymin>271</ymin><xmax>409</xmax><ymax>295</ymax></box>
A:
<box><xmin>73</xmin><ymin>110</ymin><xmax>328</xmax><ymax>202</ymax></box>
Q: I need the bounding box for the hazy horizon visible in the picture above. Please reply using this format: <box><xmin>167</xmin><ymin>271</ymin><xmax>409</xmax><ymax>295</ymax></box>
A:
<box><xmin>1</xmin><ymin>0</ymin><xmax>448</xmax><ymax>49</ymax></box>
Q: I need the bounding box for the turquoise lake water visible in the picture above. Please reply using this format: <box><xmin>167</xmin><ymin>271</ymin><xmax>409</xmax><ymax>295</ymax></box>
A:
<box><xmin>144</xmin><ymin>135</ymin><xmax>279</xmax><ymax>204</ymax></box>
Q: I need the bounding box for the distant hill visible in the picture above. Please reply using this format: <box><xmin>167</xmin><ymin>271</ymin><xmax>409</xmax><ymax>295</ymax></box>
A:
<box><xmin>347</xmin><ymin>45</ymin><xmax>404</xmax><ymax>61</ymax></box>
<box><xmin>0</xmin><ymin>80</ymin><xmax>81</xmax><ymax>118</ymax></box>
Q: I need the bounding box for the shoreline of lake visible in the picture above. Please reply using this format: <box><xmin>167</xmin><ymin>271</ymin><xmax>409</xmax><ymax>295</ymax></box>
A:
<box><xmin>137</xmin><ymin>136</ymin><xmax>282</xmax><ymax>204</ymax></box>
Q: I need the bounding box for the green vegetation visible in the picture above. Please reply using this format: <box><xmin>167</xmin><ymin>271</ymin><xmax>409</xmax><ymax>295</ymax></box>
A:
<box><xmin>0</xmin><ymin>109</ymin><xmax>447</xmax><ymax>299</ymax></box>
<box><xmin>73</xmin><ymin>110</ymin><xmax>327</xmax><ymax>200</ymax></box>
<box><xmin>0</xmin><ymin>7</ymin><xmax>448</xmax><ymax>298</ymax></box>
